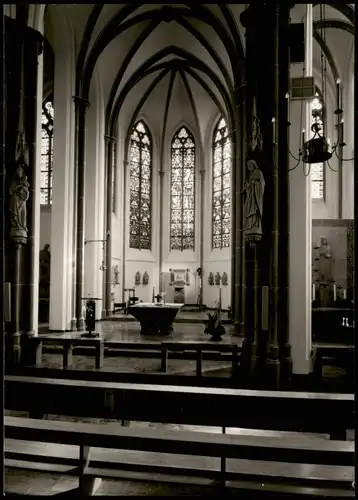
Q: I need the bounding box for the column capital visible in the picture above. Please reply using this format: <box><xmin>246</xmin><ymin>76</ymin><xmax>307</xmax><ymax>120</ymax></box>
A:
<box><xmin>199</xmin><ymin>169</ymin><xmax>205</xmax><ymax>176</ymax></box>
<box><xmin>72</xmin><ymin>95</ymin><xmax>91</xmax><ymax>108</ymax></box>
<box><xmin>158</xmin><ymin>170</ymin><xmax>165</xmax><ymax>177</ymax></box>
<box><xmin>104</xmin><ymin>134</ymin><xmax>117</xmax><ymax>143</ymax></box>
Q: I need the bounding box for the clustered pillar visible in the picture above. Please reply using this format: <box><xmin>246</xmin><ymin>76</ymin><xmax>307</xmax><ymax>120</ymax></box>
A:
<box><xmin>240</xmin><ymin>4</ymin><xmax>293</xmax><ymax>388</ymax></box>
<box><xmin>4</xmin><ymin>16</ymin><xmax>43</xmax><ymax>369</ymax></box>
<box><xmin>104</xmin><ymin>134</ymin><xmax>116</xmax><ymax>316</ymax></box>
<box><xmin>73</xmin><ymin>96</ymin><xmax>91</xmax><ymax>330</ymax></box>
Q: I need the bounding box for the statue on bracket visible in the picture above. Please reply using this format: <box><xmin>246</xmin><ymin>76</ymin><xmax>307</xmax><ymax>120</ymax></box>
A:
<box><xmin>112</xmin><ymin>265</ymin><xmax>119</xmax><ymax>285</ymax></box>
<box><xmin>9</xmin><ymin>167</ymin><xmax>30</xmax><ymax>244</ymax></box>
<box><xmin>135</xmin><ymin>271</ymin><xmax>141</xmax><ymax>286</ymax></box>
<box><xmin>241</xmin><ymin>95</ymin><xmax>265</xmax><ymax>247</ymax></box>
<box><xmin>222</xmin><ymin>272</ymin><xmax>228</xmax><ymax>286</ymax></box>
<box><xmin>208</xmin><ymin>272</ymin><xmax>214</xmax><ymax>286</ymax></box>
<box><xmin>214</xmin><ymin>272</ymin><xmax>221</xmax><ymax>286</ymax></box>
<box><xmin>142</xmin><ymin>271</ymin><xmax>149</xmax><ymax>285</ymax></box>
<box><xmin>39</xmin><ymin>244</ymin><xmax>51</xmax><ymax>299</ymax></box>
<box><xmin>242</xmin><ymin>158</ymin><xmax>265</xmax><ymax>246</ymax></box>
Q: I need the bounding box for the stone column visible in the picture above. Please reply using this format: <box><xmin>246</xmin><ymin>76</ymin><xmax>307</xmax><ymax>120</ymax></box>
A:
<box><xmin>199</xmin><ymin>168</ymin><xmax>205</xmax><ymax>308</ymax></box>
<box><xmin>23</xmin><ymin>27</ymin><xmax>43</xmax><ymax>340</ymax></box>
<box><xmin>104</xmin><ymin>135</ymin><xmax>115</xmax><ymax>316</ymax></box>
<box><xmin>158</xmin><ymin>169</ymin><xmax>164</xmax><ymax>293</ymax></box>
<box><xmin>74</xmin><ymin>96</ymin><xmax>90</xmax><ymax>330</ymax></box>
<box><xmin>49</xmin><ymin>40</ymin><xmax>75</xmax><ymax>331</ymax></box>
<box><xmin>289</xmin><ymin>4</ymin><xmax>313</xmax><ymax>375</ymax></box>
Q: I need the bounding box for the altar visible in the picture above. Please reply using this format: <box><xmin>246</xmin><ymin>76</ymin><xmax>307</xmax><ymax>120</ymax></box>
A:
<box><xmin>128</xmin><ymin>302</ymin><xmax>184</xmax><ymax>335</ymax></box>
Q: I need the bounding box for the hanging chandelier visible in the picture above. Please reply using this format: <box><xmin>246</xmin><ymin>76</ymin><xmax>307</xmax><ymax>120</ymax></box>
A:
<box><xmin>288</xmin><ymin>4</ymin><xmax>354</xmax><ymax>175</ymax></box>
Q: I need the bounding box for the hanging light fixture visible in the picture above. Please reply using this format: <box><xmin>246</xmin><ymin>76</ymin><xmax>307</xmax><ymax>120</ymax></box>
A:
<box><xmin>288</xmin><ymin>4</ymin><xmax>354</xmax><ymax>175</ymax></box>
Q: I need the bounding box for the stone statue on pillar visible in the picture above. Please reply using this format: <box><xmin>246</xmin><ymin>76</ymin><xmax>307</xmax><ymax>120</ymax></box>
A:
<box><xmin>9</xmin><ymin>161</ymin><xmax>30</xmax><ymax>245</ymax></box>
<box><xmin>242</xmin><ymin>159</ymin><xmax>265</xmax><ymax>245</ymax></box>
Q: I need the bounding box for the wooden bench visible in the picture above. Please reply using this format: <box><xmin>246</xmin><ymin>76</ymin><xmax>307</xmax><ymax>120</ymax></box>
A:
<box><xmin>161</xmin><ymin>341</ymin><xmax>241</xmax><ymax>376</ymax></box>
<box><xmin>32</xmin><ymin>340</ymin><xmax>240</xmax><ymax>375</ymax></box>
<box><xmin>313</xmin><ymin>343</ymin><xmax>355</xmax><ymax>379</ymax></box>
<box><xmin>5</xmin><ymin>416</ymin><xmax>355</xmax><ymax>497</ymax></box>
<box><xmin>5</xmin><ymin>376</ymin><xmax>354</xmax><ymax>440</ymax></box>
<box><xmin>28</xmin><ymin>335</ymin><xmax>104</xmax><ymax>369</ymax></box>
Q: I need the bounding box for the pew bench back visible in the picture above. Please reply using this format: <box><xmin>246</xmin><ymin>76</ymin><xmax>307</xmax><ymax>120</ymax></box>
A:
<box><xmin>5</xmin><ymin>416</ymin><xmax>355</xmax><ymax>497</ymax></box>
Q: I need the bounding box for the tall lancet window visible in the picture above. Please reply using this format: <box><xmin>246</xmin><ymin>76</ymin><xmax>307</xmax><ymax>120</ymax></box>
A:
<box><xmin>170</xmin><ymin>127</ymin><xmax>196</xmax><ymax>251</ymax></box>
<box><xmin>128</xmin><ymin>120</ymin><xmax>152</xmax><ymax>249</ymax></box>
<box><xmin>311</xmin><ymin>93</ymin><xmax>325</xmax><ymax>199</ymax></box>
<box><xmin>41</xmin><ymin>99</ymin><xmax>54</xmax><ymax>205</ymax></box>
<box><xmin>212</xmin><ymin>117</ymin><xmax>231</xmax><ymax>249</ymax></box>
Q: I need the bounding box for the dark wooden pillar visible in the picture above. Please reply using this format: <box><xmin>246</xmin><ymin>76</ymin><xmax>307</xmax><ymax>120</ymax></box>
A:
<box><xmin>4</xmin><ymin>16</ymin><xmax>43</xmax><ymax>369</ymax></box>
<box><xmin>240</xmin><ymin>4</ymin><xmax>292</xmax><ymax>388</ymax></box>
<box><xmin>233</xmin><ymin>87</ymin><xmax>246</xmax><ymax>333</ymax></box>
<box><xmin>277</xmin><ymin>5</ymin><xmax>293</xmax><ymax>385</ymax></box>
<box><xmin>104</xmin><ymin>135</ymin><xmax>115</xmax><ymax>316</ymax></box>
<box><xmin>73</xmin><ymin>96</ymin><xmax>90</xmax><ymax>330</ymax></box>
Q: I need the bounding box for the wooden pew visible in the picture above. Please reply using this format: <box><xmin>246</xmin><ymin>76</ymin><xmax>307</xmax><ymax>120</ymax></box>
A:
<box><xmin>5</xmin><ymin>376</ymin><xmax>354</xmax><ymax>440</ymax></box>
<box><xmin>161</xmin><ymin>341</ymin><xmax>241</xmax><ymax>376</ymax></box>
<box><xmin>28</xmin><ymin>335</ymin><xmax>104</xmax><ymax>369</ymax></box>
<box><xmin>5</xmin><ymin>416</ymin><xmax>355</xmax><ymax>497</ymax></box>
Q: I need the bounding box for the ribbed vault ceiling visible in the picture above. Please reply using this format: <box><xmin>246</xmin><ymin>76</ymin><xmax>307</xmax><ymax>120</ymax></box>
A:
<box><xmin>43</xmin><ymin>4</ymin><xmax>354</xmax><ymax>140</ymax></box>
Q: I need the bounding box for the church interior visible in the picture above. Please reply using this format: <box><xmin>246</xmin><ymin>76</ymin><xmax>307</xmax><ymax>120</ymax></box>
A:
<box><xmin>3</xmin><ymin>3</ymin><xmax>355</xmax><ymax>496</ymax></box>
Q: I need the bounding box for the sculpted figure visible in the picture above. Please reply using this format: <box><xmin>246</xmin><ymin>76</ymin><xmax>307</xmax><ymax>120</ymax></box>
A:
<box><xmin>242</xmin><ymin>159</ymin><xmax>265</xmax><ymax>243</ymax></box>
<box><xmin>39</xmin><ymin>244</ymin><xmax>51</xmax><ymax>297</ymax></box>
<box><xmin>9</xmin><ymin>165</ymin><xmax>30</xmax><ymax>242</ymax></box>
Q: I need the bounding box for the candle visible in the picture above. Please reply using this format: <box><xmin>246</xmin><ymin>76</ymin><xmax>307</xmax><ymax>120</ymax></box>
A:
<box><xmin>302</xmin><ymin>129</ymin><xmax>305</xmax><ymax>152</ymax></box>
<box><xmin>343</xmin><ymin>289</ymin><xmax>347</xmax><ymax>300</ymax></box>
<box><xmin>333</xmin><ymin>284</ymin><xmax>336</xmax><ymax>302</ymax></box>
<box><xmin>340</xmin><ymin>118</ymin><xmax>344</xmax><ymax>145</ymax></box>
<box><xmin>312</xmin><ymin>284</ymin><xmax>316</xmax><ymax>301</ymax></box>
<box><xmin>272</xmin><ymin>117</ymin><xmax>276</xmax><ymax>143</ymax></box>
<box><xmin>336</xmin><ymin>78</ymin><xmax>340</xmax><ymax>110</ymax></box>
<box><xmin>285</xmin><ymin>92</ymin><xmax>290</xmax><ymax>124</ymax></box>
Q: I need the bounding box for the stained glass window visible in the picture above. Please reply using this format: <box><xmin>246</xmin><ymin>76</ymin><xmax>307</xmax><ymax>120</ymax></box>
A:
<box><xmin>310</xmin><ymin>93</ymin><xmax>325</xmax><ymax>199</ymax></box>
<box><xmin>128</xmin><ymin>121</ymin><xmax>152</xmax><ymax>249</ymax></box>
<box><xmin>112</xmin><ymin>142</ymin><xmax>116</xmax><ymax>214</ymax></box>
<box><xmin>170</xmin><ymin>127</ymin><xmax>196</xmax><ymax>251</ymax></box>
<box><xmin>41</xmin><ymin>100</ymin><xmax>54</xmax><ymax>205</ymax></box>
<box><xmin>212</xmin><ymin>117</ymin><xmax>231</xmax><ymax>249</ymax></box>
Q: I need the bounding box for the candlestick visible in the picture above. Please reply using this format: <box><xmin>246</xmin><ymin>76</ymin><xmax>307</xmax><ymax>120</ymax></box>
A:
<box><xmin>333</xmin><ymin>284</ymin><xmax>336</xmax><ymax>302</ymax></box>
<box><xmin>312</xmin><ymin>283</ymin><xmax>316</xmax><ymax>301</ymax></box>
<box><xmin>302</xmin><ymin>129</ymin><xmax>305</xmax><ymax>150</ymax></box>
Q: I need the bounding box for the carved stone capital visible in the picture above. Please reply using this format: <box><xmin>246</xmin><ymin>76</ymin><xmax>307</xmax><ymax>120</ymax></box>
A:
<box><xmin>104</xmin><ymin>134</ymin><xmax>117</xmax><ymax>143</ymax></box>
<box><xmin>72</xmin><ymin>95</ymin><xmax>91</xmax><ymax>108</ymax></box>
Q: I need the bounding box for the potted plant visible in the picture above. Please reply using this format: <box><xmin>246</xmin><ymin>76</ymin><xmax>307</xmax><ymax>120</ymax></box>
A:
<box><xmin>204</xmin><ymin>301</ymin><xmax>226</xmax><ymax>341</ymax></box>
